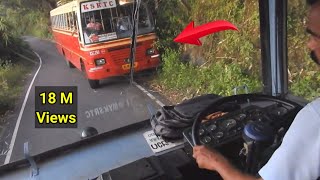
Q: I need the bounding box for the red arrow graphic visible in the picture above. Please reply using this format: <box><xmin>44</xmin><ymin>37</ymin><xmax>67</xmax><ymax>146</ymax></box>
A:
<box><xmin>174</xmin><ymin>20</ymin><xmax>239</xmax><ymax>46</ymax></box>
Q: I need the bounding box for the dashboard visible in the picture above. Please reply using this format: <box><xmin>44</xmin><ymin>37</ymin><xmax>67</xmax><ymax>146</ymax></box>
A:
<box><xmin>183</xmin><ymin>96</ymin><xmax>303</xmax><ymax>175</ymax></box>
<box><xmin>183</xmin><ymin>102</ymin><xmax>298</xmax><ymax>146</ymax></box>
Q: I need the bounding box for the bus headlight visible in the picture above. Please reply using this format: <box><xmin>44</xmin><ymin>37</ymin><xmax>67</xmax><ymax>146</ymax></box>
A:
<box><xmin>95</xmin><ymin>58</ymin><xmax>106</xmax><ymax>66</ymax></box>
<box><xmin>146</xmin><ymin>48</ymin><xmax>156</xmax><ymax>55</ymax></box>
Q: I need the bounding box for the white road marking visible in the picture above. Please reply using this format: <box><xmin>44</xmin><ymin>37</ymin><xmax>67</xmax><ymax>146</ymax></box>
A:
<box><xmin>4</xmin><ymin>51</ymin><xmax>42</xmax><ymax>164</ymax></box>
<box><xmin>133</xmin><ymin>82</ymin><xmax>165</xmax><ymax>107</ymax></box>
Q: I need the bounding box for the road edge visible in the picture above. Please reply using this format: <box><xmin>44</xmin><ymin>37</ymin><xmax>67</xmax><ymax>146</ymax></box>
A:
<box><xmin>4</xmin><ymin>51</ymin><xmax>42</xmax><ymax>164</ymax></box>
<box><xmin>133</xmin><ymin>82</ymin><xmax>165</xmax><ymax>107</ymax></box>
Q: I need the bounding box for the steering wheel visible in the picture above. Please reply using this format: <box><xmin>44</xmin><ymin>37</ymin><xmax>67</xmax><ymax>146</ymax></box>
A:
<box><xmin>191</xmin><ymin>94</ymin><xmax>300</xmax><ymax>146</ymax></box>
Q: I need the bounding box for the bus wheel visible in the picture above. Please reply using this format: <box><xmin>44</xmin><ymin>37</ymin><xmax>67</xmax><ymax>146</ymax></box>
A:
<box><xmin>81</xmin><ymin>61</ymin><xmax>100</xmax><ymax>89</ymax></box>
<box><xmin>62</xmin><ymin>49</ymin><xmax>74</xmax><ymax>68</ymax></box>
<box><xmin>88</xmin><ymin>79</ymin><xmax>99</xmax><ymax>89</ymax></box>
<box><xmin>66</xmin><ymin>60</ymin><xmax>75</xmax><ymax>68</ymax></box>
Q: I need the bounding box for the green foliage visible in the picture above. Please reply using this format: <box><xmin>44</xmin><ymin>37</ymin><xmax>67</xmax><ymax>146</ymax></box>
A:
<box><xmin>159</xmin><ymin>49</ymin><xmax>262</xmax><ymax>97</ymax></box>
<box><xmin>0</xmin><ymin>1</ymin><xmax>38</xmax><ymax>114</ymax></box>
<box><xmin>155</xmin><ymin>0</ymin><xmax>319</xmax><ymax>101</ymax></box>
<box><xmin>153</xmin><ymin>0</ymin><xmax>191</xmax><ymax>52</ymax></box>
<box><xmin>0</xmin><ymin>60</ymin><xmax>30</xmax><ymax>113</ymax></box>
<box><xmin>0</xmin><ymin>18</ymin><xmax>11</xmax><ymax>46</ymax></box>
<box><xmin>0</xmin><ymin>16</ymin><xmax>30</xmax><ymax>60</ymax></box>
<box><xmin>1</xmin><ymin>0</ymin><xmax>56</xmax><ymax>39</ymax></box>
<box><xmin>0</xmin><ymin>0</ymin><xmax>56</xmax><ymax>12</ymax></box>
<box><xmin>187</xmin><ymin>0</ymin><xmax>261</xmax><ymax>76</ymax></box>
<box><xmin>290</xmin><ymin>70</ymin><xmax>320</xmax><ymax>101</ymax></box>
<box><xmin>154</xmin><ymin>0</ymin><xmax>262</xmax><ymax>98</ymax></box>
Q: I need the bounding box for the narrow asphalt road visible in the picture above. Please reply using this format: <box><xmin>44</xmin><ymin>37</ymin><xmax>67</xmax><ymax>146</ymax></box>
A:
<box><xmin>0</xmin><ymin>37</ymin><xmax>170</xmax><ymax>164</ymax></box>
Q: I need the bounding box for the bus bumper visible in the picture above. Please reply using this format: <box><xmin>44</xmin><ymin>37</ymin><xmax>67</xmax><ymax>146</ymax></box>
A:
<box><xmin>86</xmin><ymin>57</ymin><xmax>160</xmax><ymax>80</ymax></box>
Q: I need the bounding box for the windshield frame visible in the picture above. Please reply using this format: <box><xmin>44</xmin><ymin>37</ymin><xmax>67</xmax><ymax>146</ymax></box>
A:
<box><xmin>1</xmin><ymin>0</ymin><xmax>313</xmax><ymax>170</ymax></box>
<box><xmin>79</xmin><ymin>0</ymin><xmax>155</xmax><ymax>45</ymax></box>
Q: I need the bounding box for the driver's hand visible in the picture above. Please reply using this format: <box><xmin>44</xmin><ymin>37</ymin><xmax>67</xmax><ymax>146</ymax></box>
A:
<box><xmin>193</xmin><ymin>145</ymin><xmax>227</xmax><ymax>171</ymax></box>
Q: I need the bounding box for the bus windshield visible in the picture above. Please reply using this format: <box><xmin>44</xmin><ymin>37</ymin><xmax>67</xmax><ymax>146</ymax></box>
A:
<box><xmin>80</xmin><ymin>0</ymin><xmax>154</xmax><ymax>44</ymax></box>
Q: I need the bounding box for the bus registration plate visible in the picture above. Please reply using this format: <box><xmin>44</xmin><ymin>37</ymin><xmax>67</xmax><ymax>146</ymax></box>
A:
<box><xmin>143</xmin><ymin>130</ymin><xmax>183</xmax><ymax>153</ymax></box>
<box><xmin>122</xmin><ymin>62</ymin><xmax>138</xmax><ymax>70</ymax></box>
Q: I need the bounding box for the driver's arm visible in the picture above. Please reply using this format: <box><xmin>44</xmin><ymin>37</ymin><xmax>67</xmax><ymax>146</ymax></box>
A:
<box><xmin>193</xmin><ymin>146</ymin><xmax>263</xmax><ymax>180</ymax></box>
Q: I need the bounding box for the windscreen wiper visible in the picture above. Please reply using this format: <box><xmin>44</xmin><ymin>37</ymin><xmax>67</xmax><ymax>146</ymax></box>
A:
<box><xmin>128</xmin><ymin>0</ymin><xmax>141</xmax><ymax>85</ymax></box>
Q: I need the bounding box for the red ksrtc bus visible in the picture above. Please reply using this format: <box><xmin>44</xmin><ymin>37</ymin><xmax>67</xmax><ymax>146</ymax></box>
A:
<box><xmin>50</xmin><ymin>0</ymin><xmax>160</xmax><ymax>88</ymax></box>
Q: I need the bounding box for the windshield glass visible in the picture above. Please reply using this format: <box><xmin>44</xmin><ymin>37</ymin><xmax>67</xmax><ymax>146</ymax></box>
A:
<box><xmin>80</xmin><ymin>0</ymin><xmax>154</xmax><ymax>44</ymax></box>
<box><xmin>0</xmin><ymin>0</ymin><xmax>316</xmax><ymax>168</ymax></box>
<box><xmin>0</xmin><ymin>0</ymin><xmax>263</xmax><ymax>165</ymax></box>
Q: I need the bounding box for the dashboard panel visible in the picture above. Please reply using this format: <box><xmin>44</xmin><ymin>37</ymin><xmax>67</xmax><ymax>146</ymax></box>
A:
<box><xmin>182</xmin><ymin>96</ymin><xmax>302</xmax><ymax>176</ymax></box>
<box><xmin>183</xmin><ymin>100</ymin><xmax>300</xmax><ymax>147</ymax></box>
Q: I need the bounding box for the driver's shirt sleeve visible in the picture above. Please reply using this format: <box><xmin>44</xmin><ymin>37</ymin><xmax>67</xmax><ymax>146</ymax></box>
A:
<box><xmin>258</xmin><ymin>98</ymin><xmax>320</xmax><ymax>180</ymax></box>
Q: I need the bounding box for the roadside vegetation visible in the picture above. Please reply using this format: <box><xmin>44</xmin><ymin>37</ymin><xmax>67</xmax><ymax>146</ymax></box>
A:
<box><xmin>0</xmin><ymin>22</ymin><xmax>35</xmax><ymax>116</ymax></box>
<box><xmin>149</xmin><ymin>0</ymin><xmax>319</xmax><ymax>103</ymax></box>
<box><xmin>0</xmin><ymin>1</ymin><xmax>43</xmax><ymax>116</ymax></box>
<box><xmin>0</xmin><ymin>0</ymin><xmax>73</xmax><ymax>117</ymax></box>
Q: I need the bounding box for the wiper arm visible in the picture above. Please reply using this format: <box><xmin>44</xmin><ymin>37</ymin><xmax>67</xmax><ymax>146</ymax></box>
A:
<box><xmin>129</xmin><ymin>0</ymin><xmax>141</xmax><ymax>85</ymax></box>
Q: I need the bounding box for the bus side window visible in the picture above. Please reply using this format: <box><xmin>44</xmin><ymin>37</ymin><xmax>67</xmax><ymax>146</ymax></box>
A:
<box><xmin>64</xmin><ymin>13</ymin><xmax>68</xmax><ymax>30</ymax></box>
<box><xmin>55</xmin><ymin>16</ymin><xmax>57</xmax><ymax>28</ymax></box>
<box><xmin>60</xmin><ymin>14</ymin><xmax>62</xmax><ymax>29</ymax></box>
<box><xmin>65</xmin><ymin>14</ymin><xmax>68</xmax><ymax>30</ymax></box>
<box><xmin>65</xmin><ymin>13</ymin><xmax>68</xmax><ymax>30</ymax></box>
<box><xmin>71</xmin><ymin>12</ymin><xmax>76</xmax><ymax>32</ymax></box>
<box><xmin>53</xmin><ymin>16</ymin><xmax>56</xmax><ymax>28</ymax></box>
<box><xmin>62</xmin><ymin>14</ymin><xmax>65</xmax><ymax>29</ymax></box>
<box><xmin>67</xmin><ymin>12</ymin><xmax>71</xmax><ymax>30</ymax></box>
<box><xmin>56</xmin><ymin>16</ymin><xmax>58</xmax><ymax>28</ymax></box>
<box><xmin>74</xmin><ymin>12</ymin><xmax>81</xmax><ymax>42</ymax></box>
<box><xmin>58</xmin><ymin>15</ymin><xmax>61</xmax><ymax>29</ymax></box>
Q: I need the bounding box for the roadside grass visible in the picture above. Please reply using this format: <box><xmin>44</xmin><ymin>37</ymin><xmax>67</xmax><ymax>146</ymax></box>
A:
<box><xmin>149</xmin><ymin>0</ymin><xmax>319</xmax><ymax>103</ymax></box>
<box><xmin>150</xmin><ymin>49</ymin><xmax>262</xmax><ymax>104</ymax></box>
<box><xmin>0</xmin><ymin>54</ymin><xmax>36</xmax><ymax>116</ymax></box>
<box><xmin>151</xmin><ymin>48</ymin><xmax>319</xmax><ymax>103</ymax></box>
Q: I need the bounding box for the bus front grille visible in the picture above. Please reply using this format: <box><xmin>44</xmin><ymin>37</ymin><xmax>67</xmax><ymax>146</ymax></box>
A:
<box><xmin>110</xmin><ymin>47</ymin><xmax>145</xmax><ymax>65</ymax></box>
